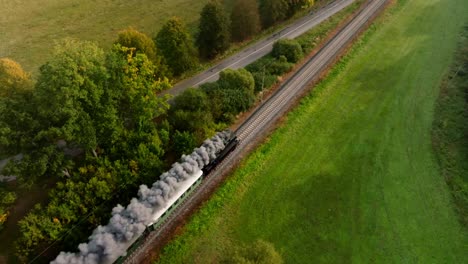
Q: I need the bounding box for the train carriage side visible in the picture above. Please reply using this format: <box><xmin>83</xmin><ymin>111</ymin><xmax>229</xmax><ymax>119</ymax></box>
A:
<box><xmin>113</xmin><ymin>169</ymin><xmax>203</xmax><ymax>264</ymax></box>
<box><xmin>113</xmin><ymin>131</ymin><xmax>238</xmax><ymax>264</ymax></box>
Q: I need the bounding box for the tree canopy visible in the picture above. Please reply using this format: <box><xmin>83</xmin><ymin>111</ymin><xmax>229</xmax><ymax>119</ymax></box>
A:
<box><xmin>169</xmin><ymin>87</ymin><xmax>215</xmax><ymax>148</ymax></box>
<box><xmin>202</xmin><ymin>68</ymin><xmax>255</xmax><ymax>122</ymax></box>
<box><xmin>0</xmin><ymin>58</ymin><xmax>32</xmax><ymax>97</ymax></box>
<box><xmin>272</xmin><ymin>39</ymin><xmax>304</xmax><ymax>63</ymax></box>
<box><xmin>258</xmin><ymin>0</ymin><xmax>289</xmax><ymax>28</ymax></box>
<box><xmin>287</xmin><ymin>0</ymin><xmax>315</xmax><ymax>16</ymax></box>
<box><xmin>196</xmin><ymin>0</ymin><xmax>231</xmax><ymax>59</ymax></box>
<box><xmin>230</xmin><ymin>0</ymin><xmax>261</xmax><ymax>42</ymax></box>
<box><xmin>11</xmin><ymin>40</ymin><xmax>172</xmax><ymax>261</ymax></box>
<box><xmin>115</xmin><ymin>28</ymin><xmax>170</xmax><ymax>78</ymax></box>
<box><xmin>156</xmin><ymin>17</ymin><xmax>198</xmax><ymax>76</ymax></box>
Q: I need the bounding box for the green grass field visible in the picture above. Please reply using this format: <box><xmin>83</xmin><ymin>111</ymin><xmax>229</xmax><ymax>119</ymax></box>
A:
<box><xmin>0</xmin><ymin>0</ymin><xmax>231</xmax><ymax>73</ymax></box>
<box><xmin>156</xmin><ymin>0</ymin><xmax>468</xmax><ymax>263</ymax></box>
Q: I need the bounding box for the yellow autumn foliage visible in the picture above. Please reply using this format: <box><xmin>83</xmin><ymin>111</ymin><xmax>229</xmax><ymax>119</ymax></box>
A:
<box><xmin>0</xmin><ymin>58</ymin><xmax>33</xmax><ymax>97</ymax></box>
<box><xmin>0</xmin><ymin>212</ymin><xmax>9</xmax><ymax>224</ymax></box>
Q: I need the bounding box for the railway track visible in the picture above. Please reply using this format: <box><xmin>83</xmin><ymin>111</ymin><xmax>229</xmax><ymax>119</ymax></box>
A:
<box><xmin>167</xmin><ymin>0</ymin><xmax>355</xmax><ymax>95</ymax></box>
<box><xmin>236</xmin><ymin>0</ymin><xmax>386</xmax><ymax>142</ymax></box>
<box><xmin>124</xmin><ymin>0</ymin><xmax>388</xmax><ymax>262</ymax></box>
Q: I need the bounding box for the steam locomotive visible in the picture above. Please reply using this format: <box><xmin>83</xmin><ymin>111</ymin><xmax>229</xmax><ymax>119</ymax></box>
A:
<box><xmin>114</xmin><ymin>132</ymin><xmax>239</xmax><ymax>264</ymax></box>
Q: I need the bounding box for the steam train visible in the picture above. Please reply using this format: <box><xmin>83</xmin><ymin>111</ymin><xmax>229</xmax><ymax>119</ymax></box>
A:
<box><xmin>115</xmin><ymin>132</ymin><xmax>239</xmax><ymax>264</ymax></box>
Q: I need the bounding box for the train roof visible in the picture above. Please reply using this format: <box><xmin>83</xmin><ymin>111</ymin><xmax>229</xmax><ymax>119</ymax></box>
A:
<box><xmin>147</xmin><ymin>169</ymin><xmax>203</xmax><ymax>227</ymax></box>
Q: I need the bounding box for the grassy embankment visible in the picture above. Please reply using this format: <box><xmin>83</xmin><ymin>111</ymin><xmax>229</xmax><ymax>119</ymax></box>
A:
<box><xmin>156</xmin><ymin>0</ymin><xmax>468</xmax><ymax>263</ymax></box>
<box><xmin>432</xmin><ymin>26</ymin><xmax>468</xmax><ymax>228</ymax></box>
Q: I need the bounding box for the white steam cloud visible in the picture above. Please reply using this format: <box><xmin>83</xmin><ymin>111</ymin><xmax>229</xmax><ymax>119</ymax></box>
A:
<box><xmin>51</xmin><ymin>131</ymin><xmax>231</xmax><ymax>264</ymax></box>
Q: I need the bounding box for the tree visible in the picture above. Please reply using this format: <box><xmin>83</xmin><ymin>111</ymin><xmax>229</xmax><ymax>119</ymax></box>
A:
<box><xmin>286</xmin><ymin>0</ymin><xmax>314</xmax><ymax>17</ymax></box>
<box><xmin>218</xmin><ymin>68</ymin><xmax>256</xmax><ymax>96</ymax></box>
<box><xmin>115</xmin><ymin>28</ymin><xmax>170</xmax><ymax>78</ymax></box>
<box><xmin>0</xmin><ymin>58</ymin><xmax>32</xmax><ymax>97</ymax></box>
<box><xmin>0</xmin><ymin>189</ymin><xmax>17</xmax><ymax>231</ymax></box>
<box><xmin>14</xmin><ymin>157</ymin><xmax>128</xmax><ymax>261</ymax></box>
<box><xmin>34</xmin><ymin>39</ymin><xmax>108</xmax><ymax>151</ymax></box>
<box><xmin>272</xmin><ymin>39</ymin><xmax>303</xmax><ymax>63</ymax></box>
<box><xmin>169</xmin><ymin>88</ymin><xmax>215</xmax><ymax>143</ymax></box>
<box><xmin>230</xmin><ymin>0</ymin><xmax>261</xmax><ymax>42</ymax></box>
<box><xmin>156</xmin><ymin>17</ymin><xmax>198</xmax><ymax>76</ymax></box>
<box><xmin>0</xmin><ymin>59</ymin><xmax>34</xmax><ymax>157</ymax></box>
<box><xmin>202</xmin><ymin>68</ymin><xmax>255</xmax><ymax>122</ymax></box>
<box><xmin>196</xmin><ymin>0</ymin><xmax>231</xmax><ymax>59</ymax></box>
<box><xmin>0</xmin><ymin>39</ymin><xmax>108</xmax><ymax>184</ymax></box>
<box><xmin>172</xmin><ymin>87</ymin><xmax>210</xmax><ymax>112</ymax></box>
<box><xmin>258</xmin><ymin>0</ymin><xmax>289</xmax><ymax>28</ymax></box>
<box><xmin>106</xmin><ymin>45</ymin><xmax>170</xmax><ymax>131</ymax></box>
<box><xmin>15</xmin><ymin>205</ymin><xmax>62</xmax><ymax>263</ymax></box>
<box><xmin>105</xmin><ymin>44</ymin><xmax>170</xmax><ymax>164</ymax></box>
<box><xmin>173</xmin><ymin>130</ymin><xmax>197</xmax><ymax>156</ymax></box>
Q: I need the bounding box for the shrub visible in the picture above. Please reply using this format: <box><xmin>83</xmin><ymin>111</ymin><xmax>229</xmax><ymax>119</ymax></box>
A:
<box><xmin>173</xmin><ymin>130</ymin><xmax>197</xmax><ymax>156</ymax></box>
<box><xmin>224</xmin><ymin>239</ymin><xmax>284</xmax><ymax>264</ymax></box>
<box><xmin>272</xmin><ymin>39</ymin><xmax>303</xmax><ymax>63</ymax></box>
<box><xmin>201</xmin><ymin>69</ymin><xmax>256</xmax><ymax>122</ymax></box>
<box><xmin>245</xmin><ymin>56</ymin><xmax>276</xmax><ymax>73</ymax></box>
<box><xmin>252</xmin><ymin>72</ymin><xmax>278</xmax><ymax>93</ymax></box>
<box><xmin>1</xmin><ymin>191</ymin><xmax>17</xmax><ymax>204</ymax></box>
<box><xmin>269</xmin><ymin>59</ymin><xmax>294</xmax><ymax>75</ymax></box>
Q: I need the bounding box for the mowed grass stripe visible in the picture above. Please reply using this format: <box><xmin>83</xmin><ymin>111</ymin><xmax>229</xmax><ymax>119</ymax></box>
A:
<box><xmin>157</xmin><ymin>0</ymin><xmax>468</xmax><ymax>263</ymax></box>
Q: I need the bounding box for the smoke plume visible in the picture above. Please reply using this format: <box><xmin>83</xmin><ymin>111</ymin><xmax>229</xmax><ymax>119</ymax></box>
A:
<box><xmin>51</xmin><ymin>131</ymin><xmax>231</xmax><ymax>264</ymax></box>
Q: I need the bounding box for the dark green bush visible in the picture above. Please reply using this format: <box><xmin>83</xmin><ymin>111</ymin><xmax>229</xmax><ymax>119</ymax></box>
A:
<box><xmin>201</xmin><ymin>69</ymin><xmax>256</xmax><ymax>122</ymax></box>
<box><xmin>173</xmin><ymin>130</ymin><xmax>197</xmax><ymax>156</ymax></box>
<box><xmin>268</xmin><ymin>59</ymin><xmax>294</xmax><ymax>75</ymax></box>
<box><xmin>272</xmin><ymin>39</ymin><xmax>303</xmax><ymax>63</ymax></box>
<box><xmin>251</xmin><ymin>72</ymin><xmax>278</xmax><ymax>92</ymax></box>
<box><xmin>245</xmin><ymin>56</ymin><xmax>276</xmax><ymax>73</ymax></box>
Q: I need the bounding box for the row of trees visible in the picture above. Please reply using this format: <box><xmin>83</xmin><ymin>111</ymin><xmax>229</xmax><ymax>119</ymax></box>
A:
<box><xmin>115</xmin><ymin>20</ymin><xmax>197</xmax><ymax>78</ymax></box>
<box><xmin>198</xmin><ymin>0</ymin><xmax>314</xmax><ymax>58</ymax></box>
<box><xmin>97</xmin><ymin>0</ymin><xmax>315</xmax><ymax>77</ymax></box>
